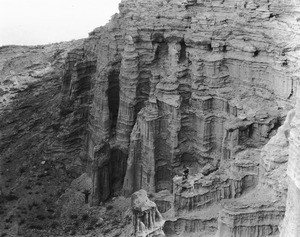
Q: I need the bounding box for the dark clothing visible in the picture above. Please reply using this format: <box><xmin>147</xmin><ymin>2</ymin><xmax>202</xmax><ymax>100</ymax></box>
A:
<box><xmin>183</xmin><ymin>168</ymin><xmax>189</xmax><ymax>180</ymax></box>
<box><xmin>82</xmin><ymin>190</ymin><xmax>90</xmax><ymax>204</ymax></box>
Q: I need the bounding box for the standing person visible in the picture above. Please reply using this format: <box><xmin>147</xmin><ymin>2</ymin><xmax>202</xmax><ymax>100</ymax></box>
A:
<box><xmin>182</xmin><ymin>166</ymin><xmax>189</xmax><ymax>181</ymax></box>
<box><xmin>82</xmin><ymin>190</ymin><xmax>90</xmax><ymax>204</ymax></box>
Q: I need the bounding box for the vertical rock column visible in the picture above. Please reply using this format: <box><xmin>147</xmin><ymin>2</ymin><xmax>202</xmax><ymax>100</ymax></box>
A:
<box><xmin>154</xmin><ymin>41</ymin><xmax>182</xmax><ymax>192</ymax></box>
<box><xmin>89</xmin><ymin>67</ymin><xmax>117</xmax><ymax>205</ymax></box>
<box><xmin>60</xmin><ymin>48</ymin><xmax>97</xmax><ymax>166</ymax></box>
<box><xmin>280</xmin><ymin>82</ymin><xmax>300</xmax><ymax>237</ymax></box>
<box><xmin>90</xmin><ymin>144</ymin><xmax>110</xmax><ymax>205</ymax></box>
<box><xmin>123</xmin><ymin>103</ymin><xmax>159</xmax><ymax>195</ymax></box>
<box><xmin>116</xmin><ymin>34</ymin><xmax>140</xmax><ymax>148</ymax></box>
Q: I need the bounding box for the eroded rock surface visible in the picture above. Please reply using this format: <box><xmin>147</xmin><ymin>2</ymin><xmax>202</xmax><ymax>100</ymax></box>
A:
<box><xmin>0</xmin><ymin>41</ymin><xmax>89</xmax><ymax>236</ymax></box>
<box><xmin>87</xmin><ymin>0</ymin><xmax>299</xmax><ymax>236</ymax></box>
<box><xmin>280</xmin><ymin>89</ymin><xmax>300</xmax><ymax>236</ymax></box>
<box><xmin>132</xmin><ymin>189</ymin><xmax>165</xmax><ymax>237</ymax></box>
<box><xmin>1</xmin><ymin>0</ymin><xmax>300</xmax><ymax>236</ymax></box>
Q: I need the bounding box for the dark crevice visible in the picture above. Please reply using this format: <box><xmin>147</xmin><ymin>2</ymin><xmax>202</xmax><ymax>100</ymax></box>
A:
<box><xmin>179</xmin><ymin>40</ymin><xmax>187</xmax><ymax>63</ymax></box>
<box><xmin>155</xmin><ymin>165</ymin><xmax>171</xmax><ymax>192</ymax></box>
<box><xmin>248</xmin><ymin>124</ymin><xmax>254</xmax><ymax>138</ymax></box>
<box><xmin>153</xmin><ymin>42</ymin><xmax>168</xmax><ymax>64</ymax></box>
<box><xmin>202</xmin><ymin>164</ymin><xmax>219</xmax><ymax>176</ymax></box>
<box><xmin>282</xmin><ymin>59</ymin><xmax>288</xmax><ymax>67</ymax></box>
<box><xmin>207</xmin><ymin>43</ymin><xmax>213</xmax><ymax>52</ymax></box>
<box><xmin>152</xmin><ymin>32</ymin><xmax>168</xmax><ymax>65</ymax></box>
<box><xmin>98</xmin><ymin>162</ymin><xmax>110</xmax><ymax>202</ymax></box>
<box><xmin>288</xmin><ymin>82</ymin><xmax>294</xmax><ymax>99</ymax></box>
<box><xmin>268</xmin><ymin>119</ymin><xmax>282</xmax><ymax>138</ymax></box>
<box><xmin>107</xmin><ymin>70</ymin><xmax>120</xmax><ymax>135</ymax></box>
<box><xmin>270</xmin><ymin>13</ymin><xmax>280</xmax><ymax>19</ymax></box>
<box><xmin>151</xmin><ymin>32</ymin><xmax>165</xmax><ymax>43</ymax></box>
<box><xmin>97</xmin><ymin>148</ymin><xmax>128</xmax><ymax>202</ymax></box>
<box><xmin>109</xmin><ymin>149</ymin><xmax>128</xmax><ymax>196</ymax></box>
<box><xmin>238</xmin><ymin>123</ymin><xmax>255</xmax><ymax>145</ymax></box>
<box><xmin>253</xmin><ymin>50</ymin><xmax>260</xmax><ymax>57</ymax></box>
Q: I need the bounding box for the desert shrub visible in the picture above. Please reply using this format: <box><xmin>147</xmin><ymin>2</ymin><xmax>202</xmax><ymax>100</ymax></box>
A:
<box><xmin>36</xmin><ymin>214</ymin><xmax>46</xmax><ymax>220</ymax></box>
<box><xmin>49</xmin><ymin>221</ymin><xmax>60</xmax><ymax>229</ymax></box>
<box><xmin>89</xmin><ymin>217</ymin><xmax>98</xmax><ymax>226</ymax></box>
<box><xmin>29</xmin><ymin>224</ymin><xmax>43</xmax><ymax>230</ymax></box>
<box><xmin>69</xmin><ymin>214</ymin><xmax>78</xmax><ymax>219</ymax></box>
<box><xmin>73</xmin><ymin>221</ymin><xmax>80</xmax><ymax>227</ymax></box>
<box><xmin>81</xmin><ymin>213</ymin><xmax>89</xmax><ymax>221</ymax></box>
<box><xmin>19</xmin><ymin>167</ymin><xmax>26</xmax><ymax>174</ymax></box>
<box><xmin>18</xmin><ymin>219</ymin><xmax>25</xmax><ymax>225</ymax></box>
<box><xmin>5</xmin><ymin>194</ymin><xmax>18</xmax><ymax>201</ymax></box>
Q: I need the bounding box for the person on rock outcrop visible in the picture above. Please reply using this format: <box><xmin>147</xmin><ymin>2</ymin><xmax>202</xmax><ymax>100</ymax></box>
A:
<box><xmin>182</xmin><ymin>166</ymin><xmax>189</xmax><ymax>181</ymax></box>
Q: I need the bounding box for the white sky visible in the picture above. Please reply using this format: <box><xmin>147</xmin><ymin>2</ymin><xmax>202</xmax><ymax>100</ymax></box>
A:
<box><xmin>0</xmin><ymin>0</ymin><xmax>121</xmax><ymax>46</ymax></box>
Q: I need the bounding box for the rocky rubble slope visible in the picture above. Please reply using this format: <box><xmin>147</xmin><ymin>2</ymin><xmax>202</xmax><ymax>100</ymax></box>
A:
<box><xmin>1</xmin><ymin>0</ymin><xmax>300</xmax><ymax>236</ymax></box>
<box><xmin>0</xmin><ymin>41</ymin><xmax>89</xmax><ymax>236</ymax></box>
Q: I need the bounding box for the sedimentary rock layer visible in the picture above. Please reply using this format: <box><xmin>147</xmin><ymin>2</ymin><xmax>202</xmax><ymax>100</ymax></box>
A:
<box><xmin>1</xmin><ymin>0</ymin><xmax>300</xmax><ymax>236</ymax></box>
<box><xmin>79</xmin><ymin>0</ymin><xmax>300</xmax><ymax>236</ymax></box>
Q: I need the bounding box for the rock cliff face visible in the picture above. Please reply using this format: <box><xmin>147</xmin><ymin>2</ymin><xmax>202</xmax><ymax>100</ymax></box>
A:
<box><xmin>1</xmin><ymin>0</ymin><xmax>300</xmax><ymax>236</ymax></box>
<box><xmin>132</xmin><ymin>189</ymin><xmax>165</xmax><ymax>237</ymax></box>
<box><xmin>280</xmin><ymin>91</ymin><xmax>300</xmax><ymax>236</ymax></box>
<box><xmin>83</xmin><ymin>0</ymin><xmax>300</xmax><ymax>236</ymax></box>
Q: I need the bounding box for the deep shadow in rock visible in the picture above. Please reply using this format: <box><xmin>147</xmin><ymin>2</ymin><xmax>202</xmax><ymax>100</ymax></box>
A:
<box><xmin>107</xmin><ymin>70</ymin><xmax>120</xmax><ymax>135</ymax></box>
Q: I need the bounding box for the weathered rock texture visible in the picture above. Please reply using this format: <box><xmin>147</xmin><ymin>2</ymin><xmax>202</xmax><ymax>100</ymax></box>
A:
<box><xmin>80</xmin><ymin>0</ymin><xmax>300</xmax><ymax>236</ymax></box>
<box><xmin>132</xmin><ymin>189</ymin><xmax>165</xmax><ymax>237</ymax></box>
<box><xmin>0</xmin><ymin>41</ymin><xmax>92</xmax><ymax>235</ymax></box>
<box><xmin>1</xmin><ymin>0</ymin><xmax>300</xmax><ymax>236</ymax></box>
<box><xmin>280</xmin><ymin>90</ymin><xmax>300</xmax><ymax>236</ymax></box>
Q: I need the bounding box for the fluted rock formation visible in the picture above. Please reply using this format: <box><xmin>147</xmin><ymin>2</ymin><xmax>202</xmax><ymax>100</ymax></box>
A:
<box><xmin>212</xmin><ymin>108</ymin><xmax>295</xmax><ymax>237</ymax></box>
<box><xmin>216</xmin><ymin>185</ymin><xmax>286</xmax><ymax>237</ymax></box>
<box><xmin>1</xmin><ymin>0</ymin><xmax>300</xmax><ymax>236</ymax></box>
<box><xmin>65</xmin><ymin>0</ymin><xmax>300</xmax><ymax>236</ymax></box>
<box><xmin>280</xmin><ymin>86</ymin><xmax>300</xmax><ymax>236</ymax></box>
<box><xmin>132</xmin><ymin>189</ymin><xmax>165</xmax><ymax>237</ymax></box>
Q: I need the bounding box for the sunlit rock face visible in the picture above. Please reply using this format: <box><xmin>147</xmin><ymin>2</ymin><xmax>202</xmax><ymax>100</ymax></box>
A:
<box><xmin>280</xmin><ymin>86</ymin><xmax>300</xmax><ymax>237</ymax></box>
<box><xmin>132</xmin><ymin>189</ymin><xmax>165</xmax><ymax>237</ymax></box>
<box><xmin>73</xmin><ymin>0</ymin><xmax>300</xmax><ymax>236</ymax></box>
<box><xmin>1</xmin><ymin>0</ymin><xmax>300</xmax><ymax>236</ymax></box>
<box><xmin>69</xmin><ymin>0</ymin><xmax>300</xmax><ymax>236</ymax></box>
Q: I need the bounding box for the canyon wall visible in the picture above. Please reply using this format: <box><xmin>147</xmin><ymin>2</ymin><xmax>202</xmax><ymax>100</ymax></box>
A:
<box><xmin>79</xmin><ymin>0</ymin><xmax>300</xmax><ymax>236</ymax></box>
<box><xmin>63</xmin><ymin>0</ymin><xmax>300</xmax><ymax>236</ymax></box>
<box><xmin>1</xmin><ymin>0</ymin><xmax>300</xmax><ymax>236</ymax></box>
<box><xmin>84</xmin><ymin>0</ymin><xmax>300</xmax><ymax>202</ymax></box>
